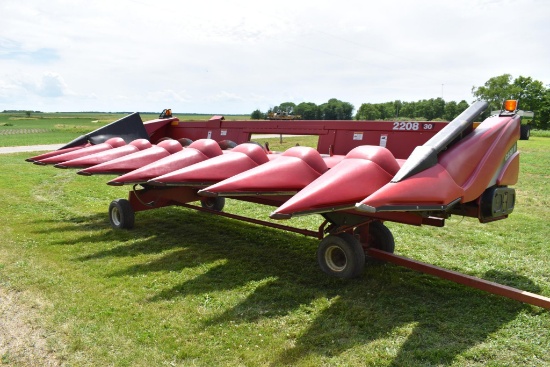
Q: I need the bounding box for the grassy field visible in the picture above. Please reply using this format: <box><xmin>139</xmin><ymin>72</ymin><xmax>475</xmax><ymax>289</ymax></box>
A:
<box><xmin>0</xmin><ymin>112</ymin><xmax>251</xmax><ymax>147</ymax></box>
<box><xmin>0</xmin><ymin>120</ymin><xmax>549</xmax><ymax>365</ymax></box>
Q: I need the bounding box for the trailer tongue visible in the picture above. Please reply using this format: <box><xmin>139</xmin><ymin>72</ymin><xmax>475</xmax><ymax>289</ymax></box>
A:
<box><xmin>27</xmin><ymin>100</ymin><xmax>550</xmax><ymax>309</ymax></box>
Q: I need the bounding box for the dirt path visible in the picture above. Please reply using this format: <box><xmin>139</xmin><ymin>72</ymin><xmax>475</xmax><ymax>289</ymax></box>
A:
<box><xmin>0</xmin><ymin>287</ymin><xmax>61</xmax><ymax>366</ymax></box>
<box><xmin>0</xmin><ymin>145</ymin><xmax>64</xmax><ymax>155</ymax></box>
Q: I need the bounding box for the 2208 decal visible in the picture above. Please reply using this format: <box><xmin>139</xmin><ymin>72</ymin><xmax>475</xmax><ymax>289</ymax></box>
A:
<box><xmin>392</xmin><ymin>122</ymin><xmax>434</xmax><ymax>130</ymax></box>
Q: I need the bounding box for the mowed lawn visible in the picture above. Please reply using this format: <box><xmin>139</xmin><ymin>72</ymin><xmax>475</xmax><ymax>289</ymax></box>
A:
<box><xmin>0</xmin><ymin>112</ymin><xmax>251</xmax><ymax>147</ymax></box>
<box><xmin>0</xmin><ymin>121</ymin><xmax>549</xmax><ymax>365</ymax></box>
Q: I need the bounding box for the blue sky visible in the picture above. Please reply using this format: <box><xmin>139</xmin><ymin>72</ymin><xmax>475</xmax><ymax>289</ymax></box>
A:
<box><xmin>1</xmin><ymin>0</ymin><xmax>549</xmax><ymax>114</ymax></box>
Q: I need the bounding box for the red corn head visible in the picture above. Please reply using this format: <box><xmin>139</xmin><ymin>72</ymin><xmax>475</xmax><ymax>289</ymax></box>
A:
<box><xmin>108</xmin><ymin>139</ymin><xmax>223</xmax><ymax>186</ymax></box>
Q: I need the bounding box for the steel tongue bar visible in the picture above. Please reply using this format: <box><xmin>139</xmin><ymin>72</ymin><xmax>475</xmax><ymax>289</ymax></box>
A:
<box><xmin>368</xmin><ymin>248</ymin><xmax>550</xmax><ymax>309</ymax></box>
<box><xmin>148</xmin><ymin>143</ymin><xmax>269</xmax><ymax>186</ymax></box>
<box><xmin>108</xmin><ymin>139</ymin><xmax>223</xmax><ymax>186</ymax></box>
<box><xmin>198</xmin><ymin>146</ymin><xmax>328</xmax><ymax>197</ymax></box>
<box><xmin>77</xmin><ymin>139</ymin><xmax>183</xmax><ymax>176</ymax></box>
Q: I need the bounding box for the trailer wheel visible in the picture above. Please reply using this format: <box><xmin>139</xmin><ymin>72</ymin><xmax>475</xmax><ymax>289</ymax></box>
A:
<box><xmin>200</xmin><ymin>197</ymin><xmax>225</xmax><ymax>212</ymax></box>
<box><xmin>218</xmin><ymin>140</ymin><xmax>237</xmax><ymax>150</ymax></box>
<box><xmin>366</xmin><ymin>221</ymin><xmax>395</xmax><ymax>253</ymax></box>
<box><xmin>520</xmin><ymin>124</ymin><xmax>530</xmax><ymax>140</ymax></box>
<box><xmin>317</xmin><ymin>233</ymin><xmax>365</xmax><ymax>279</ymax></box>
<box><xmin>177</xmin><ymin>138</ymin><xmax>193</xmax><ymax>147</ymax></box>
<box><xmin>109</xmin><ymin>199</ymin><xmax>135</xmax><ymax>229</ymax></box>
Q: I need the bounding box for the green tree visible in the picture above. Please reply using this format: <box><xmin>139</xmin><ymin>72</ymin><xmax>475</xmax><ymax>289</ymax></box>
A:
<box><xmin>472</xmin><ymin>74</ymin><xmax>516</xmax><ymax>113</ymax></box>
<box><xmin>457</xmin><ymin>100</ymin><xmax>470</xmax><ymax>114</ymax></box>
<box><xmin>416</xmin><ymin>100</ymin><xmax>435</xmax><ymax>120</ymax></box>
<box><xmin>399</xmin><ymin>101</ymin><xmax>416</xmax><ymax>119</ymax></box>
<box><xmin>393</xmin><ymin>100</ymin><xmax>403</xmax><ymax>118</ymax></box>
<box><xmin>443</xmin><ymin>100</ymin><xmax>457</xmax><ymax>121</ymax></box>
<box><xmin>538</xmin><ymin>88</ymin><xmax>550</xmax><ymax>130</ymax></box>
<box><xmin>250</xmin><ymin>109</ymin><xmax>264</xmax><ymax>119</ymax></box>
<box><xmin>511</xmin><ymin>76</ymin><xmax>545</xmax><ymax>113</ymax></box>
<box><xmin>473</xmin><ymin>74</ymin><xmax>548</xmax><ymax>127</ymax></box>
<box><xmin>294</xmin><ymin>102</ymin><xmax>319</xmax><ymax>120</ymax></box>
<box><xmin>278</xmin><ymin>102</ymin><xmax>296</xmax><ymax>115</ymax></box>
<box><xmin>432</xmin><ymin>97</ymin><xmax>445</xmax><ymax>119</ymax></box>
<box><xmin>377</xmin><ymin>102</ymin><xmax>394</xmax><ymax>120</ymax></box>
<box><xmin>355</xmin><ymin>103</ymin><xmax>380</xmax><ymax>120</ymax></box>
<box><xmin>319</xmin><ymin>98</ymin><xmax>354</xmax><ymax>120</ymax></box>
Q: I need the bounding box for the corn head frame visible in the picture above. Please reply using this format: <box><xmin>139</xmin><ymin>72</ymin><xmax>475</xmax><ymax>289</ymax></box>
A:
<box><xmin>27</xmin><ymin>101</ymin><xmax>550</xmax><ymax>309</ymax></box>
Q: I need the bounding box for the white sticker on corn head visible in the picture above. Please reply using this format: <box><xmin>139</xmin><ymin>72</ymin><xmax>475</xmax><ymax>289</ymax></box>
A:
<box><xmin>380</xmin><ymin>134</ymin><xmax>388</xmax><ymax>147</ymax></box>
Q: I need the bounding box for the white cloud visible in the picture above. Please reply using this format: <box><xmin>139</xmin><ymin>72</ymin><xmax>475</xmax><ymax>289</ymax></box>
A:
<box><xmin>0</xmin><ymin>0</ymin><xmax>549</xmax><ymax>113</ymax></box>
<box><xmin>146</xmin><ymin>89</ymin><xmax>191</xmax><ymax>103</ymax></box>
<box><xmin>35</xmin><ymin>72</ymin><xmax>70</xmax><ymax>97</ymax></box>
<box><xmin>211</xmin><ymin>91</ymin><xmax>245</xmax><ymax>102</ymax></box>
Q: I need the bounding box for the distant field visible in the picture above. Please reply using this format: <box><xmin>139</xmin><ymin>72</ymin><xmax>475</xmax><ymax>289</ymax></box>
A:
<box><xmin>0</xmin><ymin>112</ymin><xmax>251</xmax><ymax>147</ymax></box>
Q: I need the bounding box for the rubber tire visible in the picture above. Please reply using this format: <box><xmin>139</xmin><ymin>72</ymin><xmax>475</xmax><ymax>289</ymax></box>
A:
<box><xmin>109</xmin><ymin>199</ymin><xmax>135</xmax><ymax>229</ymax></box>
<box><xmin>201</xmin><ymin>197</ymin><xmax>225</xmax><ymax>212</ymax></box>
<box><xmin>520</xmin><ymin>124</ymin><xmax>530</xmax><ymax>140</ymax></box>
<box><xmin>367</xmin><ymin>221</ymin><xmax>395</xmax><ymax>253</ymax></box>
<box><xmin>317</xmin><ymin>233</ymin><xmax>365</xmax><ymax>279</ymax></box>
<box><xmin>218</xmin><ymin>140</ymin><xmax>237</xmax><ymax>150</ymax></box>
<box><xmin>178</xmin><ymin>138</ymin><xmax>193</xmax><ymax>147</ymax></box>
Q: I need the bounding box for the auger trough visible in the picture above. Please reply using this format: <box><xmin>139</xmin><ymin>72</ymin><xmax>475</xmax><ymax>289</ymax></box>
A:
<box><xmin>27</xmin><ymin>101</ymin><xmax>550</xmax><ymax>309</ymax></box>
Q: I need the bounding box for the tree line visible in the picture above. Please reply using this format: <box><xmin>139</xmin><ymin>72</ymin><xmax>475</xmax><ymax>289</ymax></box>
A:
<box><xmin>251</xmin><ymin>74</ymin><xmax>550</xmax><ymax>130</ymax></box>
<box><xmin>251</xmin><ymin>98</ymin><xmax>354</xmax><ymax>120</ymax></box>
<box><xmin>355</xmin><ymin>98</ymin><xmax>470</xmax><ymax>121</ymax></box>
<box><xmin>252</xmin><ymin>97</ymin><xmax>472</xmax><ymax>122</ymax></box>
<box><xmin>472</xmin><ymin>74</ymin><xmax>549</xmax><ymax>129</ymax></box>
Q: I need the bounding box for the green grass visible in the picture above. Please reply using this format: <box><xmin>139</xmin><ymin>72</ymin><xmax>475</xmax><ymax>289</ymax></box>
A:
<box><xmin>532</xmin><ymin>129</ymin><xmax>550</xmax><ymax>138</ymax></box>
<box><xmin>0</xmin><ymin>135</ymin><xmax>549</xmax><ymax>365</ymax></box>
<box><xmin>0</xmin><ymin>112</ymin><xmax>251</xmax><ymax>147</ymax></box>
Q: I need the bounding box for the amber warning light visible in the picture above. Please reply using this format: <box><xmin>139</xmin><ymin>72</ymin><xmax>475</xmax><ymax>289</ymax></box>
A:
<box><xmin>503</xmin><ymin>99</ymin><xmax>518</xmax><ymax>112</ymax></box>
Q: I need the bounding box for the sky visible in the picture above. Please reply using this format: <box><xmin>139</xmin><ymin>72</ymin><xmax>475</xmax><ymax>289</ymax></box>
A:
<box><xmin>1</xmin><ymin>0</ymin><xmax>549</xmax><ymax>114</ymax></box>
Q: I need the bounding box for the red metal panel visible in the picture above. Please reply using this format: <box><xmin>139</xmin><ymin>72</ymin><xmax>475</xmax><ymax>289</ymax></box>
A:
<box><xmin>163</xmin><ymin>119</ymin><xmax>447</xmax><ymax>157</ymax></box>
<box><xmin>78</xmin><ymin>140</ymin><xmax>182</xmax><ymax>176</ymax></box>
<box><xmin>143</xmin><ymin>117</ymin><xmax>178</xmax><ymax>142</ymax></box>
<box><xmin>108</xmin><ymin>140</ymin><xmax>223</xmax><ymax>186</ymax></box>
<box><xmin>497</xmin><ymin>152</ymin><xmax>520</xmax><ymax>186</ymax></box>
<box><xmin>149</xmin><ymin>143</ymin><xmax>268</xmax><ymax>186</ymax></box>
<box><xmin>128</xmin><ymin>186</ymin><xmax>200</xmax><ymax>212</ymax></box>
<box><xmin>26</xmin><ymin>145</ymin><xmax>89</xmax><ymax>163</ymax></box>
<box><xmin>37</xmin><ymin>138</ymin><xmax>126</xmax><ymax>165</ymax></box>
<box><xmin>440</xmin><ymin>115</ymin><xmax>520</xmax><ymax>202</ymax></box>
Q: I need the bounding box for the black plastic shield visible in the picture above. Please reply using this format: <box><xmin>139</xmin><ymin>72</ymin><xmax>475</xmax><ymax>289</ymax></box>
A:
<box><xmin>59</xmin><ymin>113</ymin><xmax>149</xmax><ymax>149</ymax></box>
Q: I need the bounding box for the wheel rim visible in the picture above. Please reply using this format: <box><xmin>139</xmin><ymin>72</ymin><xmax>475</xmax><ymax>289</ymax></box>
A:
<box><xmin>111</xmin><ymin>207</ymin><xmax>121</xmax><ymax>226</ymax></box>
<box><xmin>325</xmin><ymin>245</ymin><xmax>347</xmax><ymax>272</ymax></box>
